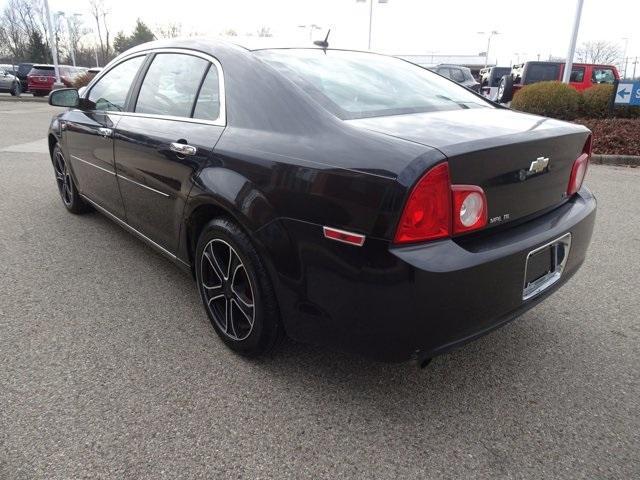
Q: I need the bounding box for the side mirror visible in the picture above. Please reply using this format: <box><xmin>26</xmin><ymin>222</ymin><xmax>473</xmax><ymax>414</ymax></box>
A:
<box><xmin>49</xmin><ymin>88</ymin><xmax>79</xmax><ymax>108</ymax></box>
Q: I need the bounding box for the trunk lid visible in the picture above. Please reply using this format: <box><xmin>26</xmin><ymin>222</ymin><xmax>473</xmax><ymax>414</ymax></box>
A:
<box><xmin>347</xmin><ymin>108</ymin><xmax>590</xmax><ymax>229</ymax></box>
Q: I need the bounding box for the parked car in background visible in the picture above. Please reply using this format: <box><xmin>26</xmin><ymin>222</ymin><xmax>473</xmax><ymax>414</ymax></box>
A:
<box><xmin>0</xmin><ymin>63</ymin><xmax>17</xmax><ymax>74</ymax></box>
<box><xmin>496</xmin><ymin>61</ymin><xmax>620</xmax><ymax>103</ymax></box>
<box><xmin>46</xmin><ymin>39</ymin><xmax>596</xmax><ymax>364</ymax></box>
<box><xmin>16</xmin><ymin>62</ymin><xmax>34</xmax><ymax>92</ymax></box>
<box><xmin>479</xmin><ymin>66</ymin><xmax>511</xmax><ymax>100</ymax></box>
<box><xmin>0</xmin><ymin>66</ymin><xmax>21</xmax><ymax>96</ymax></box>
<box><xmin>430</xmin><ymin>64</ymin><xmax>480</xmax><ymax>92</ymax></box>
<box><xmin>27</xmin><ymin>64</ymin><xmax>84</xmax><ymax>96</ymax></box>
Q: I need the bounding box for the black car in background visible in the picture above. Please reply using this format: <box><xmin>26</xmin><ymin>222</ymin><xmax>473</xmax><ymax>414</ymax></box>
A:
<box><xmin>430</xmin><ymin>64</ymin><xmax>480</xmax><ymax>92</ymax></box>
<box><xmin>16</xmin><ymin>62</ymin><xmax>34</xmax><ymax>92</ymax></box>
<box><xmin>47</xmin><ymin>40</ymin><xmax>596</xmax><ymax>364</ymax></box>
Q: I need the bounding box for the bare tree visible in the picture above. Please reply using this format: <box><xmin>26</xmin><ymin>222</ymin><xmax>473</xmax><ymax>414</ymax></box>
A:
<box><xmin>89</xmin><ymin>0</ymin><xmax>111</xmax><ymax>65</ymax></box>
<box><xmin>256</xmin><ymin>26</ymin><xmax>272</xmax><ymax>38</ymax></box>
<box><xmin>155</xmin><ymin>22</ymin><xmax>182</xmax><ymax>39</ymax></box>
<box><xmin>576</xmin><ymin>41</ymin><xmax>621</xmax><ymax>65</ymax></box>
<box><xmin>0</xmin><ymin>0</ymin><xmax>51</xmax><ymax>62</ymax></box>
<box><xmin>222</xmin><ymin>28</ymin><xmax>238</xmax><ymax>37</ymax></box>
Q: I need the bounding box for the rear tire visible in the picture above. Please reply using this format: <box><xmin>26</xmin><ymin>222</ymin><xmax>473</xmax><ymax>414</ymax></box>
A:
<box><xmin>496</xmin><ymin>75</ymin><xmax>514</xmax><ymax>103</ymax></box>
<box><xmin>10</xmin><ymin>82</ymin><xmax>21</xmax><ymax>96</ymax></box>
<box><xmin>195</xmin><ymin>217</ymin><xmax>282</xmax><ymax>357</ymax></box>
<box><xmin>52</xmin><ymin>144</ymin><xmax>91</xmax><ymax>214</ymax></box>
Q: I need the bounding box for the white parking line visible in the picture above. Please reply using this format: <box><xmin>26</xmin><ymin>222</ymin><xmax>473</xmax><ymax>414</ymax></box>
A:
<box><xmin>0</xmin><ymin>138</ymin><xmax>48</xmax><ymax>154</ymax></box>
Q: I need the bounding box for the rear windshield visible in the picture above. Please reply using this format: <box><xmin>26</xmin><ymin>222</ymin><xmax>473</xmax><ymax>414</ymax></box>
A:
<box><xmin>491</xmin><ymin>68</ymin><xmax>511</xmax><ymax>86</ymax></box>
<box><xmin>256</xmin><ymin>49</ymin><xmax>491</xmax><ymax>120</ymax></box>
<box><xmin>30</xmin><ymin>66</ymin><xmax>55</xmax><ymax>76</ymax></box>
<box><xmin>524</xmin><ymin>63</ymin><xmax>560</xmax><ymax>84</ymax></box>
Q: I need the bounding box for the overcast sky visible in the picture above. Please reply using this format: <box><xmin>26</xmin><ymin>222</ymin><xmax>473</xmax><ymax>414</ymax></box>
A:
<box><xmin>3</xmin><ymin>0</ymin><xmax>638</xmax><ymax>65</ymax></box>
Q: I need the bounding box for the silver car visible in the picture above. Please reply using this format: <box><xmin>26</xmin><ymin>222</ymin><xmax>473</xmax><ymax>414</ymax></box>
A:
<box><xmin>0</xmin><ymin>65</ymin><xmax>21</xmax><ymax>96</ymax></box>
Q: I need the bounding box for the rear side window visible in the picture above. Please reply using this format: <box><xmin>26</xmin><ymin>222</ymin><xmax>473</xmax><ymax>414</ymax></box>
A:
<box><xmin>136</xmin><ymin>53</ymin><xmax>208</xmax><ymax>117</ymax></box>
<box><xmin>592</xmin><ymin>68</ymin><xmax>615</xmax><ymax>84</ymax></box>
<box><xmin>525</xmin><ymin>64</ymin><xmax>560</xmax><ymax>83</ymax></box>
<box><xmin>192</xmin><ymin>66</ymin><xmax>221</xmax><ymax>121</ymax></box>
<box><xmin>88</xmin><ymin>56</ymin><xmax>144</xmax><ymax>111</ymax></box>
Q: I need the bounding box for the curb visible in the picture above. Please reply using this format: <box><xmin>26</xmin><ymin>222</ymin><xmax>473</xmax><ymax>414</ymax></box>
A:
<box><xmin>591</xmin><ymin>154</ymin><xmax>640</xmax><ymax>167</ymax></box>
<box><xmin>0</xmin><ymin>95</ymin><xmax>48</xmax><ymax>103</ymax></box>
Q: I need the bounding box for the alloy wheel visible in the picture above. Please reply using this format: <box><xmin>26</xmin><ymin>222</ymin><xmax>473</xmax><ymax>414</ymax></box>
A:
<box><xmin>200</xmin><ymin>239</ymin><xmax>256</xmax><ymax>341</ymax></box>
<box><xmin>54</xmin><ymin>150</ymin><xmax>73</xmax><ymax>207</ymax></box>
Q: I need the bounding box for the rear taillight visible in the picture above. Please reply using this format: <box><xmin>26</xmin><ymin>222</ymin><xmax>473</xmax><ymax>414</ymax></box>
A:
<box><xmin>394</xmin><ymin>162</ymin><xmax>488</xmax><ymax>244</ymax></box>
<box><xmin>394</xmin><ymin>162</ymin><xmax>451</xmax><ymax>243</ymax></box>
<box><xmin>451</xmin><ymin>185</ymin><xmax>488</xmax><ymax>234</ymax></box>
<box><xmin>567</xmin><ymin>134</ymin><xmax>592</xmax><ymax>196</ymax></box>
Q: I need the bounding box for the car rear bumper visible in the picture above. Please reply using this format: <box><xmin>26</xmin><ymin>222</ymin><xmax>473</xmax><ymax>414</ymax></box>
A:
<box><xmin>261</xmin><ymin>187</ymin><xmax>596</xmax><ymax>362</ymax></box>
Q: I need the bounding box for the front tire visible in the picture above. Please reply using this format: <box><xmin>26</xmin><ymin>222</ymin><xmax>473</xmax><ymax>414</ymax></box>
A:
<box><xmin>195</xmin><ymin>217</ymin><xmax>281</xmax><ymax>357</ymax></box>
<box><xmin>52</xmin><ymin>144</ymin><xmax>90</xmax><ymax>214</ymax></box>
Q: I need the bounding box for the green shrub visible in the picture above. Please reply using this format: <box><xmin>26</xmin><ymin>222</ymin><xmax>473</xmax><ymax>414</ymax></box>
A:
<box><xmin>581</xmin><ymin>84</ymin><xmax>613</xmax><ymax>118</ymax></box>
<box><xmin>511</xmin><ymin>81</ymin><xmax>582</xmax><ymax>120</ymax></box>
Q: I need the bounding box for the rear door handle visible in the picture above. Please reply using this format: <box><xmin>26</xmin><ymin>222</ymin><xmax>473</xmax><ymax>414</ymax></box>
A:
<box><xmin>98</xmin><ymin>127</ymin><xmax>112</xmax><ymax>138</ymax></box>
<box><xmin>170</xmin><ymin>142</ymin><xmax>197</xmax><ymax>156</ymax></box>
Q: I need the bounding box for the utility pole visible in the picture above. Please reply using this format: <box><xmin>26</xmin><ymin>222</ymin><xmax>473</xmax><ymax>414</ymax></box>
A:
<box><xmin>633</xmin><ymin>57</ymin><xmax>638</xmax><ymax>80</ymax></box>
<box><xmin>43</xmin><ymin>0</ymin><xmax>61</xmax><ymax>84</ymax></box>
<box><xmin>562</xmin><ymin>0</ymin><xmax>584</xmax><ymax>83</ymax></box>
<box><xmin>621</xmin><ymin>37</ymin><xmax>629</xmax><ymax>78</ymax></box>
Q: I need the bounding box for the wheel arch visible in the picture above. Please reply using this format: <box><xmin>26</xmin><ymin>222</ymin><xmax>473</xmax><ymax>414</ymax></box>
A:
<box><xmin>48</xmin><ymin>133</ymin><xmax>59</xmax><ymax>159</ymax></box>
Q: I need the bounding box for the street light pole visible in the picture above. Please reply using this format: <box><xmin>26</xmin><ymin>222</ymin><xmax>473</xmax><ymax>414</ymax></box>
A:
<box><xmin>562</xmin><ymin>0</ymin><xmax>584</xmax><ymax>83</ymax></box>
<box><xmin>368</xmin><ymin>0</ymin><xmax>373</xmax><ymax>50</ymax></box>
<box><xmin>478</xmin><ymin>31</ymin><xmax>499</xmax><ymax>69</ymax></box>
<box><xmin>43</xmin><ymin>0</ymin><xmax>61</xmax><ymax>84</ymax></box>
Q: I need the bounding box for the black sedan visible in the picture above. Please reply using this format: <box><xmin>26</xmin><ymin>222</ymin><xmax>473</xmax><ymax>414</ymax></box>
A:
<box><xmin>47</xmin><ymin>39</ymin><xmax>596</xmax><ymax>364</ymax></box>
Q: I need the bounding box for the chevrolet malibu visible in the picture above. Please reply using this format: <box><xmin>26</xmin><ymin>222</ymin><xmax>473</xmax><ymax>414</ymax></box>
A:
<box><xmin>47</xmin><ymin>39</ymin><xmax>596</xmax><ymax>365</ymax></box>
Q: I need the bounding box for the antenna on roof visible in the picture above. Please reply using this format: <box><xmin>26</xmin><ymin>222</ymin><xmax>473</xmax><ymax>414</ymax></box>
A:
<box><xmin>313</xmin><ymin>29</ymin><xmax>331</xmax><ymax>50</ymax></box>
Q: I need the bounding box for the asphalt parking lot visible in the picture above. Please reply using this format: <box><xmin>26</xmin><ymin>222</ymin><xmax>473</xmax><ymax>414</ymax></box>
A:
<box><xmin>0</xmin><ymin>98</ymin><xmax>638</xmax><ymax>479</ymax></box>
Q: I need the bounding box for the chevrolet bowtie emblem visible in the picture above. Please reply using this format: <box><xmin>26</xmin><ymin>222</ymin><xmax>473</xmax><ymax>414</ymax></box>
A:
<box><xmin>529</xmin><ymin>156</ymin><xmax>550</xmax><ymax>174</ymax></box>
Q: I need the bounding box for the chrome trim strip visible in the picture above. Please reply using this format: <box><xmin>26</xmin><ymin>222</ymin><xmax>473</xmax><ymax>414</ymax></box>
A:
<box><xmin>71</xmin><ymin>155</ymin><xmax>115</xmax><ymax>176</ymax></box>
<box><xmin>117</xmin><ymin>173</ymin><xmax>170</xmax><ymax>198</ymax></box>
<box><xmin>84</xmin><ymin>47</ymin><xmax>226</xmax><ymax>127</ymax></box>
<box><xmin>80</xmin><ymin>194</ymin><xmax>190</xmax><ymax>268</ymax></box>
<box><xmin>522</xmin><ymin>233</ymin><xmax>572</xmax><ymax>301</ymax></box>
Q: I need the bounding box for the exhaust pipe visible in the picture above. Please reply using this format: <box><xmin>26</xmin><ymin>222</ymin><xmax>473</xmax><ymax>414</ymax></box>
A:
<box><xmin>415</xmin><ymin>350</ymin><xmax>432</xmax><ymax>369</ymax></box>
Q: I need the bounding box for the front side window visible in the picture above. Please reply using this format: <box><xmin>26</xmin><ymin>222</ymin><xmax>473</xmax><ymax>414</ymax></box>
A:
<box><xmin>570</xmin><ymin>67</ymin><xmax>585</xmax><ymax>82</ymax></box>
<box><xmin>592</xmin><ymin>68</ymin><xmax>615</xmax><ymax>84</ymax></box>
<box><xmin>256</xmin><ymin>50</ymin><xmax>491</xmax><ymax>119</ymax></box>
<box><xmin>136</xmin><ymin>53</ymin><xmax>208</xmax><ymax>117</ymax></box>
<box><xmin>88</xmin><ymin>56</ymin><xmax>144</xmax><ymax>111</ymax></box>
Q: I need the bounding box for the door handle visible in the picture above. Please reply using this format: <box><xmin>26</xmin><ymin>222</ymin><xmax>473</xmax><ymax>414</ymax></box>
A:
<box><xmin>170</xmin><ymin>142</ymin><xmax>197</xmax><ymax>156</ymax></box>
<box><xmin>98</xmin><ymin>127</ymin><xmax>112</xmax><ymax>138</ymax></box>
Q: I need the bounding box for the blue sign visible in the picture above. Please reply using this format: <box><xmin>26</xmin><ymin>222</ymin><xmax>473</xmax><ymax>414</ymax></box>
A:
<box><xmin>614</xmin><ymin>82</ymin><xmax>640</xmax><ymax>106</ymax></box>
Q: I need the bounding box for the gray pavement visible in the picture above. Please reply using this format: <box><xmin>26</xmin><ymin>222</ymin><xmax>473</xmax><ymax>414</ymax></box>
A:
<box><xmin>0</xmin><ymin>101</ymin><xmax>638</xmax><ymax>479</ymax></box>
